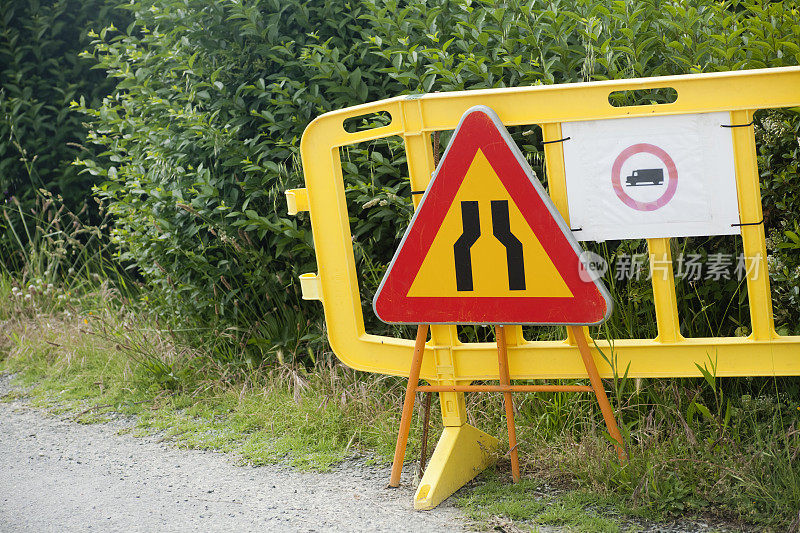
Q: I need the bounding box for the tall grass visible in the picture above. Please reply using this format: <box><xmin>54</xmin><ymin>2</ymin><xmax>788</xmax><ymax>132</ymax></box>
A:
<box><xmin>1</xmin><ymin>189</ymin><xmax>132</xmax><ymax>319</ymax></box>
<box><xmin>2</xmin><ymin>274</ymin><xmax>798</xmax><ymax>529</ymax></box>
<box><xmin>1</xmin><ymin>219</ymin><xmax>798</xmax><ymax>530</ymax></box>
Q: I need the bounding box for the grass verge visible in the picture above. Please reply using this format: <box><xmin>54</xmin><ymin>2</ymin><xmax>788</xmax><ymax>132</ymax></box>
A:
<box><xmin>0</xmin><ymin>308</ymin><xmax>414</xmax><ymax>470</ymax></box>
<box><xmin>1</xmin><ymin>288</ymin><xmax>798</xmax><ymax>532</ymax></box>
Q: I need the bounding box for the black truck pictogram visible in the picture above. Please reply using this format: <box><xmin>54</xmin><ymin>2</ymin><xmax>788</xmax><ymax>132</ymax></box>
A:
<box><xmin>625</xmin><ymin>168</ymin><xmax>664</xmax><ymax>186</ymax></box>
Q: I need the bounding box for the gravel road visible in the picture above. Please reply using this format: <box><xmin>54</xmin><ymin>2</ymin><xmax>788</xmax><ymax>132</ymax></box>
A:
<box><xmin>0</xmin><ymin>389</ymin><xmax>465</xmax><ymax>532</ymax></box>
<box><xmin>0</xmin><ymin>375</ymin><xmax>762</xmax><ymax>533</ymax></box>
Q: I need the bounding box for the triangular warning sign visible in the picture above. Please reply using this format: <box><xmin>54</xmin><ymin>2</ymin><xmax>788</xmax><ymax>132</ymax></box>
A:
<box><xmin>373</xmin><ymin>105</ymin><xmax>612</xmax><ymax>325</ymax></box>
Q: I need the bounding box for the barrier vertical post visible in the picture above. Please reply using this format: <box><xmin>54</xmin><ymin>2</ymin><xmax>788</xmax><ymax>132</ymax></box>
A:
<box><xmin>647</xmin><ymin>238</ymin><xmax>683</xmax><ymax>343</ymax></box>
<box><xmin>729</xmin><ymin>110</ymin><xmax>775</xmax><ymax>342</ymax></box>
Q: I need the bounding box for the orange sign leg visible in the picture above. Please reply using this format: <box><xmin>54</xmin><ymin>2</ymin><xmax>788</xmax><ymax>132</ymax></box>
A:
<box><xmin>389</xmin><ymin>324</ymin><xmax>429</xmax><ymax>487</ymax></box>
<box><xmin>390</xmin><ymin>324</ymin><xmax>627</xmax><ymax>490</ymax></box>
<box><xmin>495</xmin><ymin>325</ymin><xmax>521</xmax><ymax>482</ymax></box>
<box><xmin>569</xmin><ymin>325</ymin><xmax>628</xmax><ymax>462</ymax></box>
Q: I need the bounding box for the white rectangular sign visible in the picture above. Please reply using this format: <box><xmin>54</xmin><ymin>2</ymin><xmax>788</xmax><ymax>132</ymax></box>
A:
<box><xmin>561</xmin><ymin>112</ymin><xmax>741</xmax><ymax>242</ymax></box>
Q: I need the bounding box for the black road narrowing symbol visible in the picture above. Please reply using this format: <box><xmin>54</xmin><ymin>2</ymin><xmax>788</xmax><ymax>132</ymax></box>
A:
<box><xmin>453</xmin><ymin>201</ymin><xmax>480</xmax><ymax>291</ymax></box>
<box><xmin>453</xmin><ymin>200</ymin><xmax>526</xmax><ymax>292</ymax></box>
<box><xmin>491</xmin><ymin>200</ymin><xmax>526</xmax><ymax>290</ymax></box>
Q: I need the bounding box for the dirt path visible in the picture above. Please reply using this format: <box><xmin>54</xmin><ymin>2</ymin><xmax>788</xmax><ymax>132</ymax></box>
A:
<box><xmin>0</xmin><ymin>397</ymin><xmax>465</xmax><ymax>532</ymax></box>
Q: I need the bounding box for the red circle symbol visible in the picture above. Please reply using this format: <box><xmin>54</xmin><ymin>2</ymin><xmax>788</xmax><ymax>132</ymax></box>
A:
<box><xmin>611</xmin><ymin>143</ymin><xmax>677</xmax><ymax>212</ymax></box>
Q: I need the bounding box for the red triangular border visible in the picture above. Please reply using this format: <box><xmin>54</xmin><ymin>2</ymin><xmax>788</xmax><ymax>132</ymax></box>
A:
<box><xmin>373</xmin><ymin>106</ymin><xmax>611</xmax><ymax>325</ymax></box>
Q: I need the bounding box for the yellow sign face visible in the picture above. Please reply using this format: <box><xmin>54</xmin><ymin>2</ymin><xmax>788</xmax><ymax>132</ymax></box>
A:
<box><xmin>408</xmin><ymin>150</ymin><xmax>573</xmax><ymax>298</ymax></box>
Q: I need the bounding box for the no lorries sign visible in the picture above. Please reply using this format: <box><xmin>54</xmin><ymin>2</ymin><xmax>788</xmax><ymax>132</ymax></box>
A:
<box><xmin>562</xmin><ymin>112</ymin><xmax>741</xmax><ymax>242</ymax></box>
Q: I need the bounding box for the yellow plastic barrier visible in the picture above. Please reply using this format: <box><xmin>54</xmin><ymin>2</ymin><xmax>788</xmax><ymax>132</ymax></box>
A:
<box><xmin>291</xmin><ymin>67</ymin><xmax>800</xmax><ymax>509</ymax></box>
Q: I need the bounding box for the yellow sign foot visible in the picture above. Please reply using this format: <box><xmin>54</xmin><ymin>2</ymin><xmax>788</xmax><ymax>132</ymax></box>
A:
<box><xmin>413</xmin><ymin>424</ymin><xmax>499</xmax><ymax>510</ymax></box>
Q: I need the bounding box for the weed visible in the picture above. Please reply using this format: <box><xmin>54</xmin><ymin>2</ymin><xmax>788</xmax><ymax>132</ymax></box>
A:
<box><xmin>457</xmin><ymin>474</ymin><xmax>629</xmax><ymax>532</ymax></box>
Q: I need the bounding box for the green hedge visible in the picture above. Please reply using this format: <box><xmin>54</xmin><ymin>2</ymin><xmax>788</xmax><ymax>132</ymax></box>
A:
<box><xmin>73</xmin><ymin>0</ymin><xmax>800</xmax><ymax>363</ymax></box>
<box><xmin>363</xmin><ymin>0</ymin><xmax>800</xmax><ymax>337</ymax></box>
<box><xmin>0</xmin><ymin>0</ymin><xmax>122</xmax><ymax>207</ymax></box>
<box><xmin>73</xmin><ymin>0</ymin><xmax>405</xmax><ymax>365</ymax></box>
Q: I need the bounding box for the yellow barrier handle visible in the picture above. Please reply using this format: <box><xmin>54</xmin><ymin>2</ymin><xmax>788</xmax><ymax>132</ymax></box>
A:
<box><xmin>303</xmin><ymin>98</ymin><xmax>406</xmax><ymax>148</ymax></box>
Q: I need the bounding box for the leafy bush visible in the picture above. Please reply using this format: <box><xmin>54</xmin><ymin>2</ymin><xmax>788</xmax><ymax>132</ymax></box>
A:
<box><xmin>759</xmin><ymin>109</ymin><xmax>800</xmax><ymax>334</ymax></box>
<box><xmin>363</xmin><ymin>0</ymin><xmax>800</xmax><ymax>339</ymax></box>
<box><xmin>0</xmin><ymin>0</ymin><xmax>123</xmax><ymax>208</ymax></box>
<box><xmin>73</xmin><ymin>0</ymin><xmax>404</xmax><ymax>365</ymax></box>
<box><xmin>75</xmin><ymin>0</ymin><xmax>800</xmax><ymax>361</ymax></box>
<box><xmin>365</xmin><ymin>0</ymin><xmax>800</xmax><ymax>90</ymax></box>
